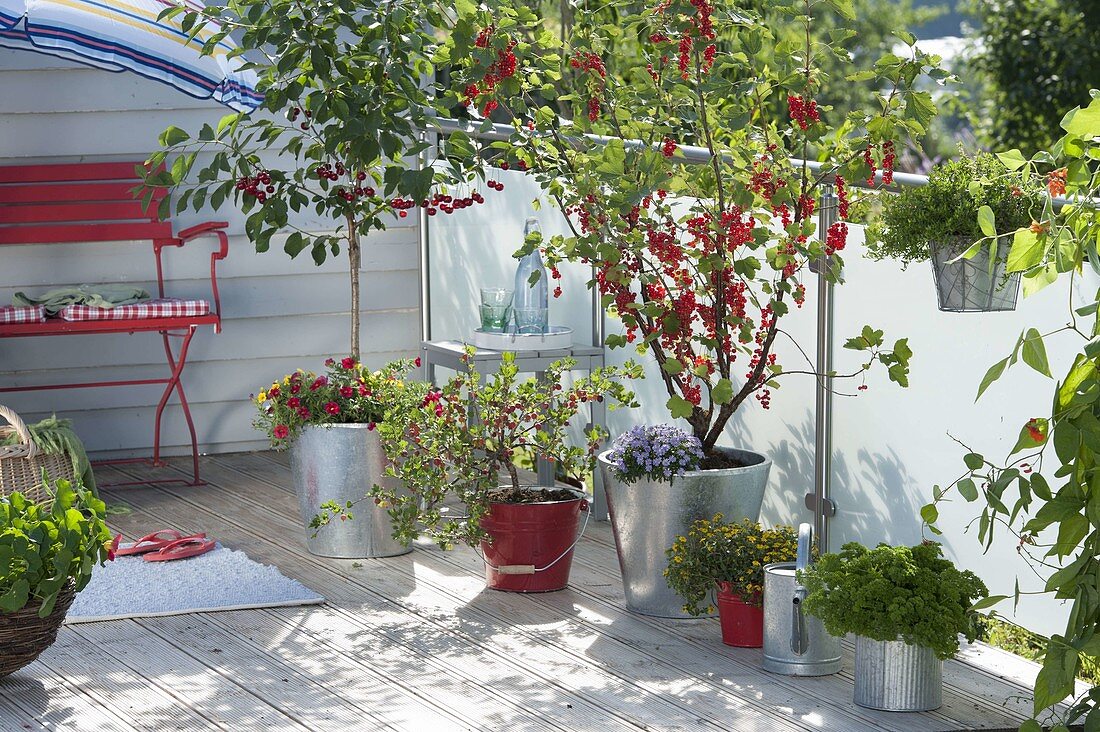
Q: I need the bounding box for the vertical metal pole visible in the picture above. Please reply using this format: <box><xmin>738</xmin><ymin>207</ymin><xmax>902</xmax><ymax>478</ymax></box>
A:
<box><xmin>418</xmin><ymin>131</ymin><xmax>433</xmax><ymax>344</ymax></box>
<box><xmin>807</xmin><ymin>184</ymin><xmax>838</xmax><ymax>553</ymax></box>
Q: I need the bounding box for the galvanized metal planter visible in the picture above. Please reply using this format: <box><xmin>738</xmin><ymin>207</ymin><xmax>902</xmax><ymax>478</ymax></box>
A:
<box><xmin>853</xmin><ymin>636</ymin><xmax>942</xmax><ymax>712</ymax></box>
<box><xmin>290</xmin><ymin>423</ymin><xmax>411</xmax><ymax>559</ymax></box>
<box><xmin>930</xmin><ymin>235</ymin><xmax>1020</xmax><ymax>313</ymax></box>
<box><xmin>598</xmin><ymin>447</ymin><xmax>771</xmax><ymax>618</ymax></box>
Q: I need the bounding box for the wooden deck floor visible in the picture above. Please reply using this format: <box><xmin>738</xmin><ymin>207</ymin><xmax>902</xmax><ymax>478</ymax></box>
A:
<box><xmin>0</xmin><ymin>451</ymin><xmax>1051</xmax><ymax>731</ymax></box>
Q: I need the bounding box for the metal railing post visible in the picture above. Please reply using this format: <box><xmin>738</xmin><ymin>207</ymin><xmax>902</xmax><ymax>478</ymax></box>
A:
<box><xmin>808</xmin><ymin>185</ymin><xmax>839</xmax><ymax>552</ymax></box>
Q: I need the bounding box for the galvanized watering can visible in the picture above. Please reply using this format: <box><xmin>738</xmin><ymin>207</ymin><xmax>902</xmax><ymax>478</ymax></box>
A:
<box><xmin>761</xmin><ymin>523</ymin><xmax>841</xmax><ymax>676</ymax></box>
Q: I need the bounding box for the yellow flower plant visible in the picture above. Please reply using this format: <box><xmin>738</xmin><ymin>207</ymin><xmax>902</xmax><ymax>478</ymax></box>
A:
<box><xmin>665</xmin><ymin>515</ymin><xmax>797</xmax><ymax>613</ymax></box>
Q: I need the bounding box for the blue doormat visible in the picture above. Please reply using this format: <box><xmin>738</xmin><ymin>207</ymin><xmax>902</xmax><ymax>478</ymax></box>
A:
<box><xmin>66</xmin><ymin>543</ymin><xmax>324</xmax><ymax>623</ymax></box>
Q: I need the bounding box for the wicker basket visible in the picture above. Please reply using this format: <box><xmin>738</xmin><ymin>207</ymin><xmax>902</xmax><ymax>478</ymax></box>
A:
<box><xmin>0</xmin><ymin>579</ymin><xmax>76</xmax><ymax>678</ymax></box>
<box><xmin>0</xmin><ymin>405</ymin><xmax>76</xmax><ymax>504</ymax></box>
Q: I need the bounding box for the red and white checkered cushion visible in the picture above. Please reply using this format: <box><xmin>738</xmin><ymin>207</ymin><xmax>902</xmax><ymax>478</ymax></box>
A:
<box><xmin>0</xmin><ymin>305</ymin><xmax>47</xmax><ymax>324</ymax></box>
<box><xmin>58</xmin><ymin>298</ymin><xmax>211</xmax><ymax>322</ymax></box>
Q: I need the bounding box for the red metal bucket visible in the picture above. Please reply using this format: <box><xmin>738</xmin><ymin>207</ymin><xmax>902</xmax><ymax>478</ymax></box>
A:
<box><xmin>717</xmin><ymin>586</ymin><xmax>764</xmax><ymax>647</ymax></box>
<box><xmin>480</xmin><ymin>492</ymin><xmax>587</xmax><ymax>593</ymax></box>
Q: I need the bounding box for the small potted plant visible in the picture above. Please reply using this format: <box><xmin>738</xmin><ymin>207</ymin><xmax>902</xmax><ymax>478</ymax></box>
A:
<box><xmin>1</xmin><ymin>478</ymin><xmax>113</xmax><ymax>678</ymax></box>
<box><xmin>866</xmin><ymin>151</ymin><xmax>1042</xmax><ymax>312</ymax></box>
<box><xmin>665</xmin><ymin>515</ymin><xmax>797</xmax><ymax>647</ymax></box>
<box><xmin>254</xmin><ymin>356</ymin><xmax>420</xmax><ymax>559</ymax></box>
<box><xmin>371</xmin><ymin>349</ymin><xmax>640</xmax><ymax>592</ymax></box>
<box><xmin>799</xmin><ymin>541</ymin><xmax>988</xmax><ymax>712</ymax></box>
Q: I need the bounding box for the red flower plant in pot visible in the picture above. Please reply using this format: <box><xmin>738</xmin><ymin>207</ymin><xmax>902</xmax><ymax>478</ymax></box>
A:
<box><xmin>369</xmin><ymin>348</ymin><xmax>641</xmax><ymax>592</ymax></box>
<box><xmin>666</xmin><ymin>516</ymin><xmax>797</xmax><ymax>647</ymax></box>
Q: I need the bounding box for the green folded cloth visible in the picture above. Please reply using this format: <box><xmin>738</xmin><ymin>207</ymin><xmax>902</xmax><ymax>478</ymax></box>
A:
<box><xmin>14</xmin><ymin>285</ymin><xmax>151</xmax><ymax>316</ymax></box>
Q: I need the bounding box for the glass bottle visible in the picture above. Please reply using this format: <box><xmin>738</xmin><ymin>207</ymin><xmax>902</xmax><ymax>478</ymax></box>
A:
<box><xmin>513</xmin><ymin>217</ymin><xmax>549</xmax><ymax>333</ymax></box>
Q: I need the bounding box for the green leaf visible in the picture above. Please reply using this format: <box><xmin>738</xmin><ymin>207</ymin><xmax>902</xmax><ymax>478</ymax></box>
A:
<box><xmin>1018</xmin><ymin>720</ymin><xmax>1042</xmax><ymax>732</ymax></box>
<box><xmin>969</xmin><ymin>595</ymin><xmax>1008</xmax><ymax>612</ymax></box>
<box><xmin>1021</xmin><ymin>329</ymin><xmax>1052</xmax><ymax>378</ymax></box>
<box><xmin>712</xmin><ymin>378</ymin><xmax>734</xmax><ymax>405</ymax></box>
<box><xmin>159</xmin><ymin>125</ymin><xmax>189</xmax><ymax>147</ymax></box>
<box><xmin>964</xmin><ymin>452</ymin><xmax>985</xmax><ymax>470</ymax></box>
<box><xmin>1010</xmin><ymin>418</ymin><xmax>1048</xmax><ymax>455</ymax></box>
<box><xmin>995</xmin><ymin>149</ymin><xmax>1028</xmax><ymax>171</ymax></box>
<box><xmin>666</xmin><ymin>395</ymin><xmax>694</xmax><ymax>419</ymax></box>
<box><xmin>957</xmin><ymin>478</ymin><xmax>979</xmax><ymax>501</ymax></box>
<box><xmin>1007</xmin><ymin>228</ymin><xmax>1043</xmax><ymax>273</ymax></box>
<box><xmin>919</xmin><ymin>503</ymin><xmax>938</xmax><ymax>524</ymax></box>
<box><xmin>1062</xmin><ymin>97</ymin><xmax>1100</xmax><ymax>139</ymax></box>
<box><xmin>977</xmin><ymin>205</ymin><xmax>997</xmax><ymax>238</ymax></box>
<box><xmin>661</xmin><ymin>359</ymin><xmax>683</xmax><ymax>375</ymax></box>
<box><xmin>825</xmin><ymin>0</ymin><xmax>856</xmax><ymax>21</ymax></box>
<box><xmin>976</xmin><ymin>357</ymin><xmax>1009</xmax><ymax>400</ymax></box>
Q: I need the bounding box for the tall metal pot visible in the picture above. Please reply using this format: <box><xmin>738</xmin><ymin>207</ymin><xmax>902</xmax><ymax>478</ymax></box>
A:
<box><xmin>598</xmin><ymin>447</ymin><xmax>771</xmax><ymax>618</ymax></box>
<box><xmin>290</xmin><ymin>423</ymin><xmax>411</xmax><ymax>559</ymax></box>
<box><xmin>853</xmin><ymin>636</ymin><xmax>942</xmax><ymax>712</ymax></box>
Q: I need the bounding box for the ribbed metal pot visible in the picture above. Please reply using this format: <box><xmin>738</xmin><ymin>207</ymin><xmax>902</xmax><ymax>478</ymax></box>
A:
<box><xmin>289</xmin><ymin>423</ymin><xmax>411</xmax><ymax>559</ymax></box>
<box><xmin>853</xmin><ymin>636</ymin><xmax>943</xmax><ymax>712</ymax></box>
<box><xmin>599</xmin><ymin>447</ymin><xmax>772</xmax><ymax>618</ymax></box>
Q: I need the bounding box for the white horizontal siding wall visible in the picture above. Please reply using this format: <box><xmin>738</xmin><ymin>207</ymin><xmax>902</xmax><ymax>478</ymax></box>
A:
<box><xmin>0</xmin><ymin>53</ymin><xmax>422</xmax><ymax>457</ymax></box>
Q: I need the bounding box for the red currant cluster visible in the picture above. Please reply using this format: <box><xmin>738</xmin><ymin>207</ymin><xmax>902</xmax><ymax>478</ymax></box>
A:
<box><xmin>587</xmin><ymin>97</ymin><xmax>601</xmax><ymax>122</ymax></box>
<box><xmin>750</xmin><ymin>157</ymin><xmax>788</xmax><ymax>201</ymax></box>
<box><xmin>677</xmin><ymin>34</ymin><xmax>693</xmax><ymax>79</ymax></box>
<box><xmin>797</xmin><ymin>193</ymin><xmax>815</xmax><ymax>221</ymax></box>
<box><xmin>787</xmin><ymin>95</ymin><xmax>820</xmax><ymax>130</ymax></box>
<box><xmin>550</xmin><ymin>266</ymin><xmax>563</xmax><ymax>298</ymax></box>
<box><xmin>236</xmin><ymin>170</ymin><xmax>274</xmax><ymax>203</ymax></box>
<box><xmin>464</xmin><ymin>27</ymin><xmax>518</xmax><ymax>117</ymax></box>
<box><xmin>661</xmin><ymin>137</ymin><xmax>677</xmax><ymax>158</ymax></box>
<box><xmin>702</xmin><ymin>43</ymin><xmax>717</xmax><ymax>72</ymax></box>
<box><xmin>570</xmin><ymin>51</ymin><xmax>607</xmax><ymax>78</ymax></box>
<box><xmin>881</xmin><ymin>140</ymin><xmax>896</xmax><ymax>185</ymax></box>
<box><xmin>835</xmin><ymin>175</ymin><xmax>850</xmax><ymax>219</ymax></box>
<box><xmin>824</xmin><ymin>222</ymin><xmax>848</xmax><ymax>255</ymax></box>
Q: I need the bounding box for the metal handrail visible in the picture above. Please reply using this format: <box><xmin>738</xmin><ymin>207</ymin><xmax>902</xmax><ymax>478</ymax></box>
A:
<box><xmin>427</xmin><ymin>116</ymin><xmax>932</xmax><ymax>189</ymax></box>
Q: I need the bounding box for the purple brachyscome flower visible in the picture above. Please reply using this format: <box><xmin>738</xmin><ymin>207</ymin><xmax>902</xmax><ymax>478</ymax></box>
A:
<box><xmin>607</xmin><ymin>424</ymin><xmax>703</xmax><ymax>485</ymax></box>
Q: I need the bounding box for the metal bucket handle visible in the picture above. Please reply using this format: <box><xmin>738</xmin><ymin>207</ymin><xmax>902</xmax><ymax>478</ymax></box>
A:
<box><xmin>791</xmin><ymin>522</ymin><xmax>813</xmax><ymax>656</ymax></box>
<box><xmin>480</xmin><ymin>499</ymin><xmax>591</xmax><ymax>576</ymax></box>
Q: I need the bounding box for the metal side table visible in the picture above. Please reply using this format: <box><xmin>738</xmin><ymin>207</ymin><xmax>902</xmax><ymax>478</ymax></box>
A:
<box><xmin>420</xmin><ymin>339</ymin><xmax>611</xmax><ymax>520</ymax></box>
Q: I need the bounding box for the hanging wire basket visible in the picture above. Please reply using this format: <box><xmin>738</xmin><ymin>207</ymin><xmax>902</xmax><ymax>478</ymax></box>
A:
<box><xmin>930</xmin><ymin>236</ymin><xmax>1020</xmax><ymax>313</ymax></box>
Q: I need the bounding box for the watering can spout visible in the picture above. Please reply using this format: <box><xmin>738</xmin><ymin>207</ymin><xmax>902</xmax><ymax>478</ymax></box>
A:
<box><xmin>790</xmin><ymin>523</ymin><xmax>813</xmax><ymax>656</ymax></box>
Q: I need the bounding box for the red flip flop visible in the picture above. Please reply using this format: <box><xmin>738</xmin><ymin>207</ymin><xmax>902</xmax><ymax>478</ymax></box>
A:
<box><xmin>143</xmin><ymin>536</ymin><xmax>217</xmax><ymax>562</ymax></box>
<box><xmin>114</xmin><ymin>530</ymin><xmax>207</xmax><ymax>557</ymax></box>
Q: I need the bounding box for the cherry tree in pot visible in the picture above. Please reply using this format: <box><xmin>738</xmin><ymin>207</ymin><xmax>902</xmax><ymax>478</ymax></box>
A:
<box><xmin>140</xmin><ymin>0</ymin><xmax>495</xmax><ymax>557</ymax></box>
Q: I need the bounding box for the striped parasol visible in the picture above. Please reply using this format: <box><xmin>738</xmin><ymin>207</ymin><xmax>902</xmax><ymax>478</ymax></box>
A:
<box><xmin>0</xmin><ymin>0</ymin><xmax>262</xmax><ymax>111</ymax></box>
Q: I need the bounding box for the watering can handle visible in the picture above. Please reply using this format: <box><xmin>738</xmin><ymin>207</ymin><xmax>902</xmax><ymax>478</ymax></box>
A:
<box><xmin>790</xmin><ymin>522</ymin><xmax>813</xmax><ymax>656</ymax></box>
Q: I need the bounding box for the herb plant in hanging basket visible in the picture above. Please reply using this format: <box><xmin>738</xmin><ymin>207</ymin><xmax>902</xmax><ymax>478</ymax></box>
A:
<box><xmin>866</xmin><ymin>151</ymin><xmax>1042</xmax><ymax>312</ymax></box>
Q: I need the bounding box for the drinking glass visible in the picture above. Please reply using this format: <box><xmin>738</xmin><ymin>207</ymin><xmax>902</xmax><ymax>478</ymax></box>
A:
<box><xmin>479</xmin><ymin>288</ymin><xmax>514</xmax><ymax>332</ymax></box>
<box><xmin>480</xmin><ymin>304</ymin><xmax>513</xmax><ymax>332</ymax></box>
<box><xmin>513</xmin><ymin>307</ymin><xmax>549</xmax><ymax>334</ymax></box>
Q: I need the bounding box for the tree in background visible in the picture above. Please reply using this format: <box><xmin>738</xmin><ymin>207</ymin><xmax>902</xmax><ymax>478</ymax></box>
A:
<box><xmin>966</xmin><ymin>0</ymin><xmax>1100</xmax><ymax>155</ymax></box>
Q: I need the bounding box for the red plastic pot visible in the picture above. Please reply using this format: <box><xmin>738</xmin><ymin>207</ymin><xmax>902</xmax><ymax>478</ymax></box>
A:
<box><xmin>716</xmin><ymin>584</ymin><xmax>764</xmax><ymax>647</ymax></box>
<box><xmin>479</xmin><ymin>491</ymin><xmax>587</xmax><ymax>593</ymax></box>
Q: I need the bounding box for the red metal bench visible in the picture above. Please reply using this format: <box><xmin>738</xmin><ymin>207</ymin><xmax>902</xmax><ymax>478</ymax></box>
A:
<box><xmin>0</xmin><ymin>161</ymin><xmax>229</xmax><ymax>485</ymax></box>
